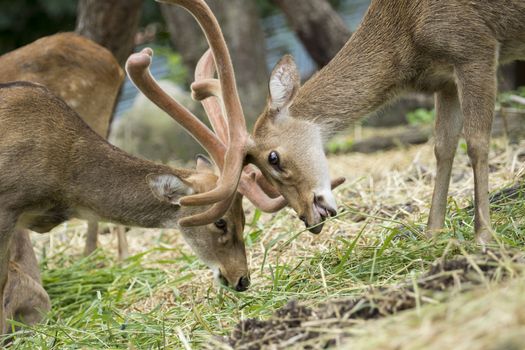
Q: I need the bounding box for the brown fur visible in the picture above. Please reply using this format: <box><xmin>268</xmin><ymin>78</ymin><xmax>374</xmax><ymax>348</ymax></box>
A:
<box><xmin>250</xmin><ymin>0</ymin><xmax>525</xmax><ymax>240</ymax></box>
<box><xmin>3</xmin><ymin>230</ymin><xmax>51</xmax><ymax>334</ymax></box>
<box><xmin>0</xmin><ymin>82</ymin><xmax>249</xmax><ymax>333</ymax></box>
<box><xmin>0</xmin><ymin>32</ymin><xmax>127</xmax><ymax>258</ymax></box>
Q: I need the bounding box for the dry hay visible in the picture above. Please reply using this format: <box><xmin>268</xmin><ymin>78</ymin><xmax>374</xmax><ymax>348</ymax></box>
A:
<box><xmin>26</xmin><ymin>135</ymin><xmax>525</xmax><ymax>331</ymax></box>
<box><xmin>223</xmin><ymin>251</ymin><xmax>525</xmax><ymax>350</ymax></box>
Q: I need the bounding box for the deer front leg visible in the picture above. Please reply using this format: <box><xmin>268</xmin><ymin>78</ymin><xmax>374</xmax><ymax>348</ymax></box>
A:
<box><xmin>83</xmin><ymin>220</ymin><xmax>98</xmax><ymax>256</ymax></box>
<box><xmin>456</xmin><ymin>59</ymin><xmax>497</xmax><ymax>244</ymax></box>
<box><xmin>427</xmin><ymin>87</ymin><xmax>463</xmax><ymax>237</ymax></box>
<box><xmin>4</xmin><ymin>262</ymin><xmax>51</xmax><ymax>330</ymax></box>
<box><xmin>4</xmin><ymin>229</ymin><xmax>50</xmax><ymax>330</ymax></box>
<box><xmin>0</xmin><ymin>211</ymin><xmax>17</xmax><ymax>334</ymax></box>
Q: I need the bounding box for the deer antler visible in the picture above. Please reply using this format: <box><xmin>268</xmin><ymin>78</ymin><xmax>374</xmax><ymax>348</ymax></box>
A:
<box><xmin>191</xmin><ymin>49</ymin><xmax>228</xmax><ymax>145</ymax></box>
<box><xmin>157</xmin><ymin>0</ymin><xmax>250</xmax><ymax>217</ymax></box>
<box><xmin>125</xmin><ymin>48</ymin><xmax>226</xmax><ymax>169</ymax></box>
<box><xmin>127</xmin><ymin>48</ymin><xmax>244</xmax><ymax>227</ymax></box>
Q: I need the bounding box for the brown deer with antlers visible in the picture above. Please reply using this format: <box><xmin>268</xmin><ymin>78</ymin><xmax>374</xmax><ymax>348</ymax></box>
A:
<box><xmin>0</xmin><ymin>32</ymin><xmax>130</xmax><ymax>258</ymax></box>
<box><xmin>0</xmin><ymin>79</ymin><xmax>246</xmax><ymax>332</ymax></box>
<box><xmin>158</xmin><ymin>0</ymin><xmax>525</xmax><ymax>243</ymax></box>
<box><xmin>0</xmin><ymin>37</ymin><xmax>292</xmax><ymax>330</ymax></box>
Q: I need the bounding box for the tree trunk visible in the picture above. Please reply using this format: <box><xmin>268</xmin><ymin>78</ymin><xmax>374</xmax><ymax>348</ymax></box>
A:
<box><xmin>272</xmin><ymin>0</ymin><xmax>351</xmax><ymax>68</ymax></box>
<box><xmin>160</xmin><ymin>0</ymin><xmax>268</xmax><ymax>126</ymax></box>
<box><xmin>499</xmin><ymin>61</ymin><xmax>525</xmax><ymax>91</ymax></box>
<box><xmin>75</xmin><ymin>0</ymin><xmax>144</xmax><ymax>66</ymax></box>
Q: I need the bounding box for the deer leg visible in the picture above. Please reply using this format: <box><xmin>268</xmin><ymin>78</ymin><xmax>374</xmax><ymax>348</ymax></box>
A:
<box><xmin>115</xmin><ymin>226</ymin><xmax>129</xmax><ymax>261</ymax></box>
<box><xmin>456</xmin><ymin>60</ymin><xmax>497</xmax><ymax>244</ymax></box>
<box><xmin>4</xmin><ymin>229</ymin><xmax>50</xmax><ymax>331</ymax></box>
<box><xmin>0</xmin><ymin>211</ymin><xmax>17</xmax><ymax>334</ymax></box>
<box><xmin>83</xmin><ymin>220</ymin><xmax>99</xmax><ymax>256</ymax></box>
<box><xmin>426</xmin><ymin>87</ymin><xmax>463</xmax><ymax>237</ymax></box>
<box><xmin>4</xmin><ymin>263</ymin><xmax>50</xmax><ymax>331</ymax></box>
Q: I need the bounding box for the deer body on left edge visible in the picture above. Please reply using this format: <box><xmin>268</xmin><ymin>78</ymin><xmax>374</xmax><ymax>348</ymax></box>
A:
<box><xmin>0</xmin><ymin>82</ymin><xmax>250</xmax><ymax>333</ymax></box>
<box><xmin>0</xmin><ymin>32</ymin><xmax>126</xmax><ymax>258</ymax></box>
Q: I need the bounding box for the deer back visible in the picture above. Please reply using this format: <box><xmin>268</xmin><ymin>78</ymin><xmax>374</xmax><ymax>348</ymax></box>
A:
<box><xmin>0</xmin><ymin>32</ymin><xmax>124</xmax><ymax>138</ymax></box>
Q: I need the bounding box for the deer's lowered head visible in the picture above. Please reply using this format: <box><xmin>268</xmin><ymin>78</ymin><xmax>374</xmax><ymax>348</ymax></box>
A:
<box><xmin>162</xmin><ymin>156</ymin><xmax>249</xmax><ymax>291</ymax></box>
<box><xmin>249</xmin><ymin>56</ymin><xmax>339</xmax><ymax>233</ymax></box>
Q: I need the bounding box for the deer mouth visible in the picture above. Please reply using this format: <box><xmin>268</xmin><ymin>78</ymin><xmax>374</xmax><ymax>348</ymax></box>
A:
<box><xmin>298</xmin><ymin>203</ymin><xmax>332</xmax><ymax>234</ymax></box>
<box><xmin>300</xmin><ymin>197</ymin><xmax>337</xmax><ymax>234</ymax></box>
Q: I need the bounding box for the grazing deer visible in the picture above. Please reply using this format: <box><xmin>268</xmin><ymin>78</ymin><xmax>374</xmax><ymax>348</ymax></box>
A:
<box><xmin>0</xmin><ymin>39</ymin><xmax>292</xmax><ymax>331</ymax></box>
<box><xmin>0</xmin><ymin>32</ymin><xmax>128</xmax><ymax>258</ymax></box>
<box><xmin>0</xmin><ymin>80</ymin><xmax>250</xmax><ymax>333</ymax></box>
<box><xmin>160</xmin><ymin>0</ymin><xmax>525</xmax><ymax>242</ymax></box>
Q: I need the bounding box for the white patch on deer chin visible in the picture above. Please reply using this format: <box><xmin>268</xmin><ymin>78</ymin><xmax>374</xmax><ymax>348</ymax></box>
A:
<box><xmin>212</xmin><ymin>267</ymin><xmax>223</xmax><ymax>286</ymax></box>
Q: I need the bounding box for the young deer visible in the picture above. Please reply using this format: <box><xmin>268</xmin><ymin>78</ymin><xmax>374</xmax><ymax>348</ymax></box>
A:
<box><xmin>161</xmin><ymin>0</ymin><xmax>525</xmax><ymax>242</ymax></box>
<box><xmin>0</xmin><ymin>32</ymin><xmax>127</xmax><ymax>258</ymax></box>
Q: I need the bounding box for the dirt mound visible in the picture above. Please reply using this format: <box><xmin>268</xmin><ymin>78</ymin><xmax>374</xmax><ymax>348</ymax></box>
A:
<box><xmin>225</xmin><ymin>251</ymin><xmax>524</xmax><ymax>350</ymax></box>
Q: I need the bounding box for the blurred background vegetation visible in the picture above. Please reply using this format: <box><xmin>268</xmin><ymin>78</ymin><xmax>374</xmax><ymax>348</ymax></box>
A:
<box><xmin>0</xmin><ymin>0</ymin><xmax>524</xmax><ymax>162</ymax></box>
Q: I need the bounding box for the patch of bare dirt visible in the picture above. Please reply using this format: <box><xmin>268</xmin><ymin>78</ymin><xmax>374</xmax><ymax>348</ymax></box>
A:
<box><xmin>224</xmin><ymin>251</ymin><xmax>524</xmax><ymax>350</ymax></box>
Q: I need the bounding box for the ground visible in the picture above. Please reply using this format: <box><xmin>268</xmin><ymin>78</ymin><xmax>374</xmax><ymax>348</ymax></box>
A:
<box><xmin>5</xmin><ymin>135</ymin><xmax>525</xmax><ymax>349</ymax></box>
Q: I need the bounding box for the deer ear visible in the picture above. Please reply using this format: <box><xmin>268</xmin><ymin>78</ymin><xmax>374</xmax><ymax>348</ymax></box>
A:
<box><xmin>195</xmin><ymin>154</ymin><xmax>215</xmax><ymax>173</ymax></box>
<box><xmin>146</xmin><ymin>174</ymin><xmax>188</xmax><ymax>205</ymax></box>
<box><xmin>268</xmin><ymin>55</ymin><xmax>300</xmax><ymax>111</ymax></box>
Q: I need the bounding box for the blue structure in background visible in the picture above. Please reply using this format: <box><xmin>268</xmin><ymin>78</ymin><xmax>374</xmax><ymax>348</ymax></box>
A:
<box><xmin>115</xmin><ymin>0</ymin><xmax>370</xmax><ymax>118</ymax></box>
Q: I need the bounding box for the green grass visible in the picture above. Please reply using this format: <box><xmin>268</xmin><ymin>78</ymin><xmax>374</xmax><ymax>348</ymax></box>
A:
<box><xmin>5</xmin><ymin>190</ymin><xmax>525</xmax><ymax>349</ymax></box>
<box><xmin>4</xmin><ymin>146</ymin><xmax>525</xmax><ymax>348</ymax></box>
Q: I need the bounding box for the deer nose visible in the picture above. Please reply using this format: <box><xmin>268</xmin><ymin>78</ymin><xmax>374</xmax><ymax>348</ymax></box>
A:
<box><xmin>235</xmin><ymin>276</ymin><xmax>251</xmax><ymax>292</ymax></box>
<box><xmin>314</xmin><ymin>195</ymin><xmax>337</xmax><ymax>217</ymax></box>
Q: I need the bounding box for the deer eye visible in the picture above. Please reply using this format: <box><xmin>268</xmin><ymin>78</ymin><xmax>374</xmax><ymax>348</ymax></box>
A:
<box><xmin>214</xmin><ymin>218</ymin><xmax>227</xmax><ymax>232</ymax></box>
<box><xmin>268</xmin><ymin>151</ymin><xmax>282</xmax><ymax>171</ymax></box>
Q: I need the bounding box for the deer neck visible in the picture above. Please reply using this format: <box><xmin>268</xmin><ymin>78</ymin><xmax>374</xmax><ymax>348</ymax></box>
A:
<box><xmin>290</xmin><ymin>2</ymin><xmax>415</xmax><ymax>137</ymax></box>
<box><xmin>66</xmin><ymin>139</ymin><xmax>189</xmax><ymax>228</ymax></box>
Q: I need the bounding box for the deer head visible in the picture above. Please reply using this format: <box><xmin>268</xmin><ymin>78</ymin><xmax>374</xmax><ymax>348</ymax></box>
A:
<box><xmin>249</xmin><ymin>55</ymin><xmax>342</xmax><ymax>233</ymax></box>
<box><xmin>150</xmin><ymin>155</ymin><xmax>250</xmax><ymax>291</ymax></box>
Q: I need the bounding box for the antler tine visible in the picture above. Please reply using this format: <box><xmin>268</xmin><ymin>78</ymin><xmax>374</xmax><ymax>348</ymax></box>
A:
<box><xmin>160</xmin><ymin>0</ymin><xmax>250</xmax><ymax>215</ymax></box>
<box><xmin>125</xmin><ymin>48</ymin><xmax>226</xmax><ymax>169</ymax></box>
<box><xmin>192</xmin><ymin>49</ymin><xmax>228</xmax><ymax>145</ymax></box>
<box><xmin>178</xmin><ymin>193</ymin><xmax>235</xmax><ymax>227</ymax></box>
<box><xmin>238</xmin><ymin>171</ymin><xmax>288</xmax><ymax>212</ymax></box>
<box><xmin>240</xmin><ymin>176</ymin><xmax>346</xmax><ymax>214</ymax></box>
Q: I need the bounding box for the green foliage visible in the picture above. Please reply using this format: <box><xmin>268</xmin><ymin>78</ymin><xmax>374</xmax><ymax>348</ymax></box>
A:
<box><xmin>155</xmin><ymin>47</ymin><xmax>189</xmax><ymax>85</ymax></box>
<box><xmin>497</xmin><ymin>86</ymin><xmax>525</xmax><ymax>109</ymax></box>
<box><xmin>406</xmin><ymin>108</ymin><xmax>435</xmax><ymax>126</ymax></box>
<box><xmin>326</xmin><ymin>137</ymin><xmax>354</xmax><ymax>154</ymax></box>
<box><xmin>254</xmin><ymin>0</ymin><xmax>279</xmax><ymax>17</ymax></box>
<box><xmin>0</xmin><ymin>0</ymin><xmax>166</xmax><ymax>54</ymax></box>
